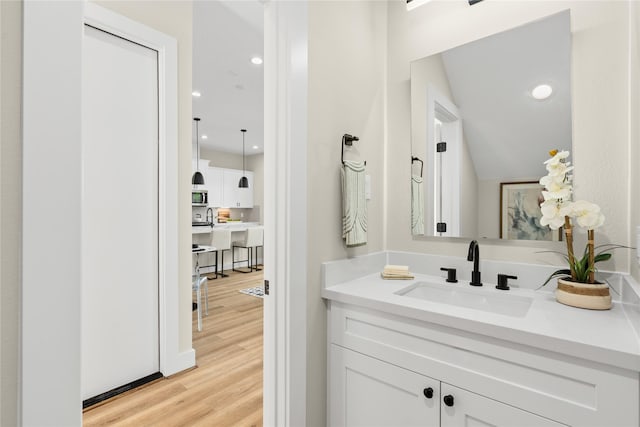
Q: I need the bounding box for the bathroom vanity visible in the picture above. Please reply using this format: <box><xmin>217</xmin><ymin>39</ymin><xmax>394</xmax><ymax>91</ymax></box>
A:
<box><xmin>322</xmin><ymin>252</ymin><xmax>640</xmax><ymax>426</ymax></box>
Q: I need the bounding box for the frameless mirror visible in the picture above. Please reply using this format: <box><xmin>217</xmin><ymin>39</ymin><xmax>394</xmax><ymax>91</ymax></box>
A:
<box><xmin>410</xmin><ymin>11</ymin><xmax>571</xmax><ymax>241</ymax></box>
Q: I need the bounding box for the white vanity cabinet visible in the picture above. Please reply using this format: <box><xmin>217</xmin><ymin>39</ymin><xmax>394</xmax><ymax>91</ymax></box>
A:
<box><xmin>327</xmin><ymin>302</ymin><xmax>639</xmax><ymax>427</ymax></box>
<box><xmin>331</xmin><ymin>345</ymin><xmax>562</xmax><ymax>427</ymax></box>
<box><xmin>330</xmin><ymin>345</ymin><xmax>440</xmax><ymax>427</ymax></box>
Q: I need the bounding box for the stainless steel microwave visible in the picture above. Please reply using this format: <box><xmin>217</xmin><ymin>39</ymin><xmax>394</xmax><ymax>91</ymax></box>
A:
<box><xmin>192</xmin><ymin>189</ymin><xmax>208</xmax><ymax>206</ymax></box>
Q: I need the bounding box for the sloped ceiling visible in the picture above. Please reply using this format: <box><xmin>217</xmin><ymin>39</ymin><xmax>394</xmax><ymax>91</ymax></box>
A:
<box><xmin>441</xmin><ymin>11</ymin><xmax>571</xmax><ymax>180</ymax></box>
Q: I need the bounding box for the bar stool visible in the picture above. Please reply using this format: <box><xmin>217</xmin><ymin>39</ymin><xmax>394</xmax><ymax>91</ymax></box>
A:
<box><xmin>211</xmin><ymin>229</ymin><xmax>232</xmax><ymax>278</ymax></box>
<box><xmin>232</xmin><ymin>226</ymin><xmax>263</xmax><ymax>273</ymax></box>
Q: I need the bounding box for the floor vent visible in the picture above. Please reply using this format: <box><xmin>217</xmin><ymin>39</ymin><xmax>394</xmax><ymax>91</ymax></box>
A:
<box><xmin>83</xmin><ymin>371</ymin><xmax>163</xmax><ymax>409</ymax></box>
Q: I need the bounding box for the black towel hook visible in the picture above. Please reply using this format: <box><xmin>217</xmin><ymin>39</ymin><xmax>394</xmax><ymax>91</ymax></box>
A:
<box><xmin>411</xmin><ymin>156</ymin><xmax>423</xmax><ymax>177</ymax></box>
<box><xmin>341</xmin><ymin>134</ymin><xmax>366</xmax><ymax>165</ymax></box>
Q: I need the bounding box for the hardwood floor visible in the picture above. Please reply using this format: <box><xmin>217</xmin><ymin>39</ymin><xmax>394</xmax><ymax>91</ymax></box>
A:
<box><xmin>83</xmin><ymin>270</ymin><xmax>264</xmax><ymax>426</ymax></box>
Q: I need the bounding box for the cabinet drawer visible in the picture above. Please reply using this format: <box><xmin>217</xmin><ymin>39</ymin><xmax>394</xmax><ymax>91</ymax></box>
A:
<box><xmin>328</xmin><ymin>302</ymin><xmax>639</xmax><ymax>426</ymax></box>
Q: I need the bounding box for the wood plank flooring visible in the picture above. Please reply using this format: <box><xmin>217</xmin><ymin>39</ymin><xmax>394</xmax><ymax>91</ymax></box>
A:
<box><xmin>83</xmin><ymin>270</ymin><xmax>264</xmax><ymax>426</ymax></box>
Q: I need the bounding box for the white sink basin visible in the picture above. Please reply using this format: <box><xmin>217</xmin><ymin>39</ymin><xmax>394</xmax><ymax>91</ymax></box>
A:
<box><xmin>395</xmin><ymin>281</ymin><xmax>533</xmax><ymax>318</ymax></box>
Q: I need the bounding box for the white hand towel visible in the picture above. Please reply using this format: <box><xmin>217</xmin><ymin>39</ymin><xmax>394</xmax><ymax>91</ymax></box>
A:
<box><xmin>411</xmin><ymin>174</ymin><xmax>424</xmax><ymax>235</ymax></box>
<box><xmin>342</xmin><ymin>160</ymin><xmax>367</xmax><ymax>247</ymax></box>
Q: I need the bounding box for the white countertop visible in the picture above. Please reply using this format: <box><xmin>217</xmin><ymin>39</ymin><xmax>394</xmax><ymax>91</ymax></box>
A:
<box><xmin>322</xmin><ymin>263</ymin><xmax>640</xmax><ymax>372</ymax></box>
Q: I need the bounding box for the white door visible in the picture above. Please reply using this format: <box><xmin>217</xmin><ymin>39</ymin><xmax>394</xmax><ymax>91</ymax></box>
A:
<box><xmin>440</xmin><ymin>383</ymin><xmax>563</xmax><ymax>427</ymax></box>
<box><xmin>81</xmin><ymin>24</ymin><xmax>160</xmax><ymax>400</ymax></box>
<box><xmin>330</xmin><ymin>345</ymin><xmax>440</xmax><ymax>427</ymax></box>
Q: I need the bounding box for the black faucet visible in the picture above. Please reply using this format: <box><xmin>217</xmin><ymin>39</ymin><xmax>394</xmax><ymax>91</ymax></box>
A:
<box><xmin>467</xmin><ymin>240</ymin><xmax>482</xmax><ymax>286</ymax></box>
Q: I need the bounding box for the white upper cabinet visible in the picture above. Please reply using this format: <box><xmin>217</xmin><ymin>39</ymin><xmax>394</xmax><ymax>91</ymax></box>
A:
<box><xmin>222</xmin><ymin>169</ymin><xmax>253</xmax><ymax>208</ymax></box>
<box><xmin>204</xmin><ymin>167</ymin><xmax>253</xmax><ymax>208</ymax></box>
<box><xmin>206</xmin><ymin>167</ymin><xmax>223</xmax><ymax>207</ymax></box>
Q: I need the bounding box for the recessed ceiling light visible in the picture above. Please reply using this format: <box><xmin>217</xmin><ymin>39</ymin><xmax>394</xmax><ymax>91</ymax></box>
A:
<box><xmin>251</xmin><ymin>56</ymin><xmax>263</xmax><ymax>65</ymax></box>
<box><xmin>252</xmin><ymin>145</ymin><xmax>259</xmax><ymax>150</ymax></box>
<box><xmin>531</xmin><ymin>84</ymin><xmax>553</xmax><ymax>100</ymax></box>
<box><xmin>192</xmin><ymin>91</ymin><xmax>201</xmax><ymax>97</ymax></box>
<box><xmin>202</xmin><ymin>135</ymin><xmax>208</xmax><ymax>140</ymax></box>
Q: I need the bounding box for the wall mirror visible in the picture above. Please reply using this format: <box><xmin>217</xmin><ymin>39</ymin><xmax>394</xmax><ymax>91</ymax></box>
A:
<box><xmin>410</xmin><ymin>11</ymin><xmax>572</xmax><ymax>241</ymax></box>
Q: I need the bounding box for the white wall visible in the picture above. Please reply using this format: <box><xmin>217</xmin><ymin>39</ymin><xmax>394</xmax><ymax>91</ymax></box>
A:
<box><xmin>387</xmin><ymin>0</ymin><xmax>632</xmax><ymax>272</ymax></box>
<box><xmin>0</xmin><ymin>1</ymin><xmax>21</xmax><ymax>424</ymax></box>
<box><xmin>307</xmin><ymin>1</ymin><xmax>387</xmax><ymax>425</ymax></box>
<box><xmin>200</xmin><ymin>147</ymin><xmax>244</xmax><ymax>170</ymax></box>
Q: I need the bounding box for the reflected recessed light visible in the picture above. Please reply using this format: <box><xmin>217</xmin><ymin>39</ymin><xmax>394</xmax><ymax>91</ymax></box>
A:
<box><xmin>406</xmin><ymin>0</ymin><xmax>434</xmax><ymax>11</ymax></box>
<box><xmin>192</xmin><ymin>91</ymin><xmax>201</xmax><ymax>97</ymax></box>
<box><xmin>202</xmin><ymin>135</ymin><xmax>208</xmax><ymax>140</ymax></box>
<box><xmin>251</xmin><ymin>56</ymin><xmax>263</xmax><ymax>65</ymax></box>
<box><xmin>252</xmin><ymin>145</ymin><xmax>259</xmax><ymax>150</ymax></box>
<box><xmin>531</xmin><ymin>84</ymin><xmax>553</xmax><ymax>100</ymax></box>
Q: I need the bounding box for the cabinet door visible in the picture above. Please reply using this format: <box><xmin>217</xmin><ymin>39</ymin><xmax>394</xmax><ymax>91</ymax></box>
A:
<box><xmin>440</xmin><ymin>383</ymin><xmax>563</xmax><ymax>427</ymax></box>
<box><xmin>222</xmin><ymin>169</ymin><xmax>254</xmax><ymax>208</ymax></box>
<box><xmin>207</xmin><ymin>167</ymin><xmax>223</xmax><ymax>207</ymax></box>
<box><xmin>237</xmin><ymin>170</ymin><xmax>253</xmax><ymax>208</ymax></box>
<box><xmin>222</xmin><ymin>169</ymin><xmax>241</xmax><ymax>207</ymax></box>
<box><xmin>330</xmin><ymin>345</ymin><xmax>439</xmax><ymax>427</ymax></box>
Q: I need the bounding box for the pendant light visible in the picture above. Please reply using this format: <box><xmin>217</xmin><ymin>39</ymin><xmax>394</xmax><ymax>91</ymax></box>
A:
<box><xmin>192</xmin><ymin>117</ymin><xmax>205</xmax><ymax>185</ymax></box>
<box><xmin>238</xmin><ymin>129</ymin><xmax>249</xmax><ymax>188</ymax></box>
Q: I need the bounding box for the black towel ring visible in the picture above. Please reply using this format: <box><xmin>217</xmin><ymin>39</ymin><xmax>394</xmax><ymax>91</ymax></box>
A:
<box><xmin>341</xmin><ymin>134</ymin><xmax>366</xmax><ymax>166</ymax></box>
<box><xmin>411</xmin><ymin>156</ymin><xmax>423</xmax><ymax>177</ymax></box>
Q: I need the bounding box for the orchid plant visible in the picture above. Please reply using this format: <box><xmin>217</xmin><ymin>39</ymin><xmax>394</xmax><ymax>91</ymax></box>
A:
<box><xmin>539</xmin><ymin>150</ymin><xmax>613</xmax><ymax>284</ymax></box>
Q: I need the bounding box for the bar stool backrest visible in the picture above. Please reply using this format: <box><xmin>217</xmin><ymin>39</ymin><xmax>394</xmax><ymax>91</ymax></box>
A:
<box><xmin>211</xmin><ymin>229</ymin><xmax>232</xmax><ymax>251</ymax></box>
<box><xmin>245</xmin><ymin>226</ymin><xmax>263</xmax><ymax>248</ymax></box>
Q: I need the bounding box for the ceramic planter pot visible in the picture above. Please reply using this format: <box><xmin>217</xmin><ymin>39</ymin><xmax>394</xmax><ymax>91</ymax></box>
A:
<box><xmin>556</xmin><ymin>277</ymin><xmax>612</xmax><ymax>310</ymax></box>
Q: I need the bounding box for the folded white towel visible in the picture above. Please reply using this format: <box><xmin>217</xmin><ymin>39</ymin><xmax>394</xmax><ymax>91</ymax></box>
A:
<box><xmin>342</xmin><ymin>160</ymin><xmax>367</xmax><ymax>247</ymax></box>
<box><xmin>411</xmin><ymin>174</ymin><xmax>424</xmax><ymax>235</ymax></box>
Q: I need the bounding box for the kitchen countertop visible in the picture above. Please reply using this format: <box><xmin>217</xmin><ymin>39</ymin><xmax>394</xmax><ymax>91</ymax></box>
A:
<box><xmin>191</xmin><ymin>222</ymin><xmax>260</xmax><ymax>234</ymax></box>
<box><xmin>322</xmin><ymin>270</ymin><xmax>640</xmax><ymax>372</ymax></box>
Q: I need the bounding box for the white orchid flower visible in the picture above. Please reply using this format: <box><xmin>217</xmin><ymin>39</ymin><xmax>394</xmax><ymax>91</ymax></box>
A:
<box><xmin>569</xmin><ymin>200</ymin><xmax>605</xmax><ymax>230</ymax></box>
<box><xmin>540</xmin><ymin>175</ymin><xmax>571</xmax><ymax>200</ymax></box>
<box><xmin>540</xmin><ymin>199</ymin><xmax>569</xmax><ymax>230</ymax></box>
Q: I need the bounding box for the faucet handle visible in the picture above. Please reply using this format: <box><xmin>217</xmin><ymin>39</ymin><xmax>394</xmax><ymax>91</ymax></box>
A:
<box><xmin>496</xmin><ymin>274</ymin><xmax>517</xmax><ymax>290</ymax></box>
<box><xmin>440</xmin><ymin>267</ymin><xmax>458</xmax><ymax>283</ymax></box>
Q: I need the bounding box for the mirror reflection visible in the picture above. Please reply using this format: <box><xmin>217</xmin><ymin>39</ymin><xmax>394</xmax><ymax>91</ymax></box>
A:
<box><xmin>410</xmin><ymin>11</ymin><xmax>571</xmax><ymax>240</ymax></box>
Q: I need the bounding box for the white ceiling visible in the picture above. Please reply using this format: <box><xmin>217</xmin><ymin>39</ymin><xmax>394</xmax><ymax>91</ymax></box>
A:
<box><xmin>441</xmin><ymin>11</ymin><xmax>571</xmax><ymax>180</ymax></box>
<box><xmin>192</xmin><ymin>0</ymin><xmax>264</xmax><ymax>155</ymax></box>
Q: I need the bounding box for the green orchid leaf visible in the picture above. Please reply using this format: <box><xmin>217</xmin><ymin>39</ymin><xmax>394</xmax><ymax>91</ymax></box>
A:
<box><xmin>537</xmin><ymin>269</ymin><xmax>572</xmax><ymax>290</ymax></box>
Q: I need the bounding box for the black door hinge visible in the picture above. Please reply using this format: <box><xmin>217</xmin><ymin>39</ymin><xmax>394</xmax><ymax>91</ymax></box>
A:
<box><xmin>264</xmin><ymin>280</ymin><xmax>269</xmax><ymax>296</ymax></box>
<box><xmin>436</xmin><ymin>142</ymin><xmax>447</xmax><ymax>152</ymax></box>
<box><xmin>437</xmin><ymin>222</ymin><xmax>447</xmax><ymax>233</ymax></box>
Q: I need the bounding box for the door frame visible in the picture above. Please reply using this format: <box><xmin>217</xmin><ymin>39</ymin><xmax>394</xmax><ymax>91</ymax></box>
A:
<box><xmin>263</xmin><ymin>2</ymin><xmax>308</xmax><ymax>425</ymax></box>
<box><xmin>21</xmin><ymin>3</ymin><xmax>182</xmax><ymax>424</ymax></box>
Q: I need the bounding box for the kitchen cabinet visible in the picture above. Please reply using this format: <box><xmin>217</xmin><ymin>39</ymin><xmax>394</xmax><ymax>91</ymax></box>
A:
<box><xmin>330</xmin><ymin>345</ymin><xmax>561</xmax><ymax>427</ymax></box>
<box><xmin>222</xmin><ymin>169</ymin><xmax>253</xmax><ymax>208</ymax></box>
<box><xmin>328</xmin><ymin>302</ymin><xmax>637</xmax><ymax>427</ymax></box>
<box><xmin>206</xmin><ymin>167</ymin><xmax>223</xmax><ymax>207</ymax></box>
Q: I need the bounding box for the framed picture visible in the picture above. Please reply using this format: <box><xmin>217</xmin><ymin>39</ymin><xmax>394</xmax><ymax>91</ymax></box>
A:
<box><xmin>500</xmin><ymin>181</ymin><xmax>561</xmax><ymax>241</ymax></box>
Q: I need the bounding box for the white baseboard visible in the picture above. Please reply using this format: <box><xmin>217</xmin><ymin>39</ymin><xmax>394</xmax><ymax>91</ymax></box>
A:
<box><xmin>163</xmin><ymin>348</ymin><xmax>196</xmax><ymax>377</ymax></box>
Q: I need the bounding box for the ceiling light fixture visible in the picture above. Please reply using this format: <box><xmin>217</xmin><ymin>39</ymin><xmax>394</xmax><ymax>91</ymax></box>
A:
<box><xmin>192</xmin><ymin>91</ymin><xmax>201</xmax><ymax>97</ymax></box>
<box><xmin>251</xmin><ymin>56</ymin><xmax>263</xmax><ymax>65</ymax></box>
<box><xmin>252</xmin><ymin>145</ymin><xmax>259</xmax><ymax>150</ymax></box>
<box><xmin>202</xmin><ymin>135</ymin><xmax>208</xmax><ymax>140</ymax></box>
<box><xmin>239</xmin><ymin>129</ymin><xmax>249</xmax><ymax>188</ymax></box>
<box><xmin>192</xmin><ymin>118</ymin><xmax>205</xmax><ymax>185</ymax></box>
<box><xmin>531</xmin><ymin>84</ymin><xmax>553</xmax><ymax>100</ymax></box>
